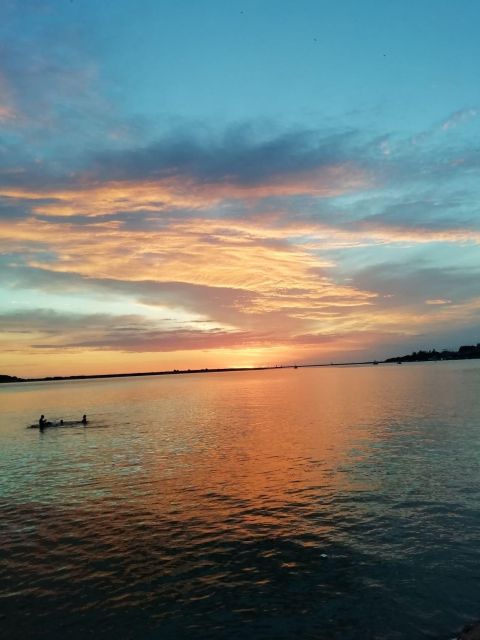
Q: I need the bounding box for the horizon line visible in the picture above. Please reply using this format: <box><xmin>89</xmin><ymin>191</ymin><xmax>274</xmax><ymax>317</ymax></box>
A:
<box><xmin>2</xmin><ymin>360</ymin><xmax>384</xmax><ymax>384</ymax></box>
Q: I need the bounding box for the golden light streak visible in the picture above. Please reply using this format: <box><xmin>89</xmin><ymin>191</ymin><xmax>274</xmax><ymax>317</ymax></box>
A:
<box><xmin>0</xmin><ymin>215</ymin><xmax>374</xmax><ymax>318</ymax></box>
<box><xmin>0</xmin><ymin>164</ymin><xmax>369</xmax><ymax>217</ymax></box>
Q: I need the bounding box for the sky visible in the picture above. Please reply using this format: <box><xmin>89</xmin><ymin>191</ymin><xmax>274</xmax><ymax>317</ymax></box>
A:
<box><xmin>1</xmin><ymin>0</ymin><xmax>480</xmax><ymax>377</ymax></box>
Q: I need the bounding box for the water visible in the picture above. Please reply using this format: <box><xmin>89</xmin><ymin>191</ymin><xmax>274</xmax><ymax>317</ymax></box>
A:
<box><xmin>1</xmin><ymin>362</ymin><xmax>480</xmax><ymax>639</ymax></box>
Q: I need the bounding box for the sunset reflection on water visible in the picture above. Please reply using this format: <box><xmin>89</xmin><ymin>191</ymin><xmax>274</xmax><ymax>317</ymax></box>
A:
<box><xmin>1</xmin><ymin>363</ymin><xmax>480</xmax><ymax>639</ymax></box>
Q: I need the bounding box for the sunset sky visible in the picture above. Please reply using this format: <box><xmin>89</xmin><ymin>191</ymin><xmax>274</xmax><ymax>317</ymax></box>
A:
<box><xmin>2</xmin><ymin>0</ymin><xmax>480</xmax><ymax>377</ymax></box>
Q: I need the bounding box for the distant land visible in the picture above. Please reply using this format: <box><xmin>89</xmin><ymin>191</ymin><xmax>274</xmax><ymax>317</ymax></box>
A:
<box><xmin>0</xmin><ymin>363</ymin><xmax>374</xmax><ymax>384</ymax></box>
<box><xmin>1</xmin><ymin>344</ymin><xmax>479</xmax><ymax>384</ymax></box>
<box><xmin>384</xmin><ymin>343</ymin><xmax>480</xmax><ymax>364</ymax></box>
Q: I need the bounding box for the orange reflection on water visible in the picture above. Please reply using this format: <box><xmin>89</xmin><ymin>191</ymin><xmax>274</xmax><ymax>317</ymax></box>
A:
<box><xmin>52</xmin><ymin>366</ymin><xmax>420</xmax><ymax>537</ymax></box>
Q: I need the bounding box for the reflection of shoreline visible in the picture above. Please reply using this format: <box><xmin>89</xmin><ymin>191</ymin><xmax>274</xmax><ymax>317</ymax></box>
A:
<box><xmin>1</xmin><ymin>361</ymin><xmax>387</xmax><ymax>385</ymax></box>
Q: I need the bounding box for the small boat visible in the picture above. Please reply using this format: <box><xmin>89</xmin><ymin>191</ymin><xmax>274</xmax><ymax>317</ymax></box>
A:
<box><xmin>28</xmin><ymin>419</ymin><xmax>85</xmax><ymax>429</ymax></box>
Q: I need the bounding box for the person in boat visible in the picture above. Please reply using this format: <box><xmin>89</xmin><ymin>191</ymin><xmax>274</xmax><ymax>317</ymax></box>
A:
<box><xmin>39</xmin><ymin>415</ymin><xmax>47</xmax><ymax>429</ymax></box>
<box><xmin>81</xmin><ymin>414</ymin><xmax>88</xmax><ymax>425</ymax></box>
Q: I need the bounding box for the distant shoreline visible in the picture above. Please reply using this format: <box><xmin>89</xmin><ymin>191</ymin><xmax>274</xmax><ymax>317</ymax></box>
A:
<box><xmin>0</xmin><ymin>361</ymin><xmax>382</xmax><ymax>385</ymax></box>
<box><xmin>2</xmin><ymin>344</ymin><xmax>479</xmax><ymax>384</ymax></box>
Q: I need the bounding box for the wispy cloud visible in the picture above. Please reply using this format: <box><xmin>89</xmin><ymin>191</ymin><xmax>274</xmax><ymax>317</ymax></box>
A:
<box><xmin>440</xmin><ymin>108</ymin><xmax>479</xmax><ymax>131</ymax></box>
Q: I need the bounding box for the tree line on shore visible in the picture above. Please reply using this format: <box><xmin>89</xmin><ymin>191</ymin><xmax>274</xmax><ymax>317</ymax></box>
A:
<box><xmin>385</xmin><ymin>343</ymin><xmax>480</xmax><ymax>363</ymax></box>
<box><xmin>0</xmin><ymin>375</ymin><xmax>24</xmax><ymax>383</ymax></box>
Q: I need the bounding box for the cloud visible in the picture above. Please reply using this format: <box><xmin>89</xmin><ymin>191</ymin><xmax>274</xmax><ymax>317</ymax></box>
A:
<box><xmin>425</xmin><ymin>299</ymin><xmax>451</xmax><ymax>305</ymax></box>
<box><xmin>0</xmin><ymin>196</ymin><xmax>36</xmax><ymax>220</ymax></box>
<box><xmin>0</xmin><ymin>307</ymin><xmax>344</xmax><ymax>354</ymax></box>
<box><xmin>0</xmin><ymin>19</ymin><xmax>147</xmax><ymax>161</ymax></box>
<box><xmin>88</xmin><ymin>126</ymin><xmax>365</xmax><ymax>187</ymax></box>
<box><xmin>2</xmin><ymin>110</ymin><xmax>480</xmax><ymax>372</ymax></box>
<box><xmin>440</xmin><ymin>108</ymin><xmax>479</xmax><ymax>131</ymax></box>
<box><xmin>0</xmin><ymin>35</ymin><xmax>100</xmax><ymax>131</ymax></box>
<box><xmin>3</xmin><ymin>261</ymin><xmax>256</xmax><ymax>326</ymax></box>
<box><xmin>0</xmin><ymin>103</ymin><xmax>17</xmax><ymax>123</ymax></box>
<box><xmin>0</xmin><ymin>306</ymin><xmax>406</xmax><ymax>359</ymax></box>
<box><xmin>0</xmin><ymin>127</ymin><xmax>372</xmax><ymax>218</ymax></box>
<box><xmin>1</xmin><ymin>220</ymin><xmax>376</xmax><ymax>338</ymax></box>
<box><xmin>0</xmin><ymin>308</ymin><xmax>245</xmax><ymax>352</ymax></box>
<box><xmin>352</xmin><ymin>263</ymin><xmax>480</xmax><ymax>307</ymax></box>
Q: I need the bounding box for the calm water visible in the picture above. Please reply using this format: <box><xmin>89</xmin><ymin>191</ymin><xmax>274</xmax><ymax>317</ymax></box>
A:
<box><xmin>1</xmin><ymin>362</ymin><xmax>480</xmax><ymax>639</ymax></box>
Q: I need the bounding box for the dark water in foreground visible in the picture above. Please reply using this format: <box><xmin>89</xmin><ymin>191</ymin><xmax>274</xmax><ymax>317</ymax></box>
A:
<box><xmin>1</xmin><ymin>362</ymin><xmax>480</xmax><ymax>639</ymax></box>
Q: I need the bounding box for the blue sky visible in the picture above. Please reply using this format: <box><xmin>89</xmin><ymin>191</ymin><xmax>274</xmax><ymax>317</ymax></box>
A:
<box><xmin>67</xmin><ymin>1</ymin><xmax>480</xmax><ymax>129</ymax></box>
<box><xmin>1</xmin><ymin>1</ymin><xmax>480</xmax><ymax>376</ymax></box>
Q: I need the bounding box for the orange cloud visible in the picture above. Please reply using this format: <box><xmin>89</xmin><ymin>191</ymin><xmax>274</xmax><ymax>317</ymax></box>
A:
<box><xmin>1</xmin><ymin>215</ymin><xmax>374</xmax><ymax>321</ymax></box>
<box><xmin>0</xmin><ymin>162</ymin><xmax>369</xmax><ymax>217</ymax></box>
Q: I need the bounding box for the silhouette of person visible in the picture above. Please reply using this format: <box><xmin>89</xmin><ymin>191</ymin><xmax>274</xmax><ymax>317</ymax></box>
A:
<box><xmin>81</xmin><ymin>414</ymin><xmax>88</xmax><ymax>425</ymax></box>
<box><xmin>39</xmin><ymin>415</ymin><xmax>46</xmax><ymax>429</ymax></box>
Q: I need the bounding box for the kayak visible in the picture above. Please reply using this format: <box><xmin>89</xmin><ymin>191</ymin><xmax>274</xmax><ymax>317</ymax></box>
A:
<box><xmin>28</xmin><ymin>420</ymin><xmax>86</xmax><ymax>429</ymax></box>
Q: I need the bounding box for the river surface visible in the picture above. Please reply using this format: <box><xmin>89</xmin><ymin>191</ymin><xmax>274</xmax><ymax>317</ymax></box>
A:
<box><xmin>1</xmin><ymin>362</ymin><xmax>480</xmax><ymax>639</ymax></box>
